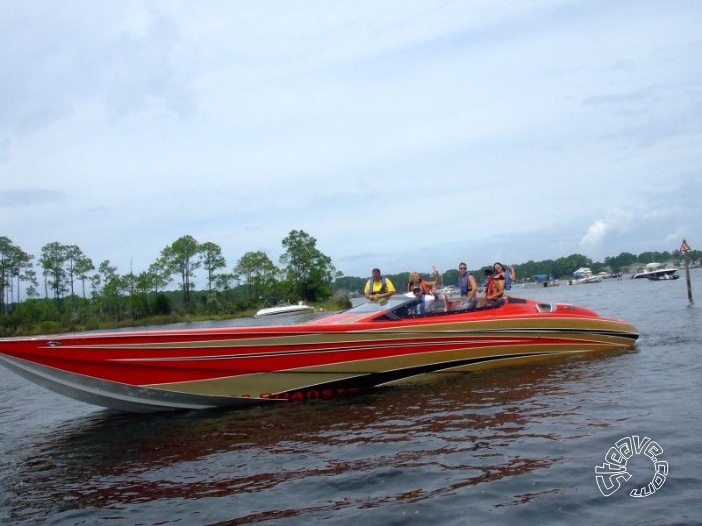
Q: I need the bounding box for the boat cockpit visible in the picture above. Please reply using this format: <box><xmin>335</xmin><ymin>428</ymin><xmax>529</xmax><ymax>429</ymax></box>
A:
<box><xmin>347</xmin><ymin>293</ymin><xmax>517</xmax><ymax>322</ymax></box>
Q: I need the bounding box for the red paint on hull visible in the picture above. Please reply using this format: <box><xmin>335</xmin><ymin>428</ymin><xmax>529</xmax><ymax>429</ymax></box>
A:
<box><xmin>0</xmin><ymin>296</ymin><xmax>639</xmax><ymax>411</ymax></box>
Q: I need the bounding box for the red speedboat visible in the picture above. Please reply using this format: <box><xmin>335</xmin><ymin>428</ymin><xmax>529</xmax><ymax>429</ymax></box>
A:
<box><xmin>0</xmin><ymin>295</ymin><xmax>638</xmax><ymax>413</ymax></box>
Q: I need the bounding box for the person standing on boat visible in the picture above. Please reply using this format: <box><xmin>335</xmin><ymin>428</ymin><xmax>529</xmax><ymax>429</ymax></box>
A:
<box><xmin>457</xmin><ymin>262</ymin><xmax>478</xmax><ymax>300</ymax></box>
<box><xmin>364</xmin><ymin>268</ymin><xmax>395</xmax><ymax>302</ymax></box>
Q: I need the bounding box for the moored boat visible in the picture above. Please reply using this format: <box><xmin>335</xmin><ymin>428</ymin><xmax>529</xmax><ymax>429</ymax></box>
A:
<box><xmin>646</xmin><ymin>273</ymin><xmax>679</xmax><ymax>281</ymax></box>
<box><xmin>569</xmin><ymin>267</ymin><xmax>603</xmax><ymax>285</ymax></box>
<box><xmin>0</xmin><ymin>294</ymin><xmax>639</xmax><ymax>413</ymax></box>
<box><xmin>436</xmin><ymin>285</ymin><xmax>460</xmax><ymax>299</ymax></box>
<box><xmin>631</xmin><ymin>263</ymin><xmax>679</xmax><ymax>280</ymax></box>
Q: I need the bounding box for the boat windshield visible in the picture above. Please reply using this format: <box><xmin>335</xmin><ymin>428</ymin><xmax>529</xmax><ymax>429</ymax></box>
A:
<box><xmin>345</xmin><ymin>295</ymin><xmax>413</xmax><ymax>314</ymax></box>
<box><xmin>344</xmin><ymin>294</ymin><xmax>507</xmax><ymax>320</ymax></box>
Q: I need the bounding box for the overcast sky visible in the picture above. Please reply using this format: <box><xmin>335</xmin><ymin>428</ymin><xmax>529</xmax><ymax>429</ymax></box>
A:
<box><xmin>2</xmin><ymin>1</ymin><xmax>700</xmax><ymax>282</ymax></box>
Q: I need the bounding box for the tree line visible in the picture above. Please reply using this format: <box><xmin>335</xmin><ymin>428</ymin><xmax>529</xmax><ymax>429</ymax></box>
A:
<box><xmin>333</xmin><ymin>249</ymin><xmax>700</xmax><ymax>294</ymax></box>
<box><xmin>0</xmin><ymin>230</ymin><xmax>698</xmax><ymax>336</ymax></box>
<box><xmin>0</xmin><ymin>230</ymin><xmax>341</xmax><ymax>335</ymax></box>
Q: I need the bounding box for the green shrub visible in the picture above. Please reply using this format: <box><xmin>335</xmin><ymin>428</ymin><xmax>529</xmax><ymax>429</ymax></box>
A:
<box><xmin>37</xmin><ymin>321</ymin><xmax>63</xmax><ymax>335</ymax></box>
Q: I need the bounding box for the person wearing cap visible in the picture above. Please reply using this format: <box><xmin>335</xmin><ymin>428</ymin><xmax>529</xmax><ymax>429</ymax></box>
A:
<box><xmin>406</xmin><ymin>266</ymin><xmax>440</xmax><ymax>314</ymax></box>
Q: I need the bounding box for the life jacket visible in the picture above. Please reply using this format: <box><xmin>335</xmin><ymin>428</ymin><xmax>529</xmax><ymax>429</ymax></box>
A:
<box><xmin>484</xmin><ymin>276</ymin><xmax>496</xmax><ymax>297</ymax></box>
<box><xmin>486</xmin><ymin>274</ymin><xmax>504</xmax><ymax>299</ymax></box>
<box><xmin>458</xmin><ymin>273</ymin><xmax>473</xmax><ymax>294</ymax></box>
<box><xmin>407</xmin><ymin>279</ymin><xmax>430</xmax><ymax>294</ymax></box>
<box><xmin>369</xmin><ymin>276</ymin><xmax>387</xmax><ymax>294</ymax></box>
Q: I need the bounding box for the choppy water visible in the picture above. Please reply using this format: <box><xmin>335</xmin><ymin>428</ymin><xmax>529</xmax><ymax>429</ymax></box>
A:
<box><xmin>1</xmin><ymin>271</ymin><xmax>701</xmax><ymax>525</ymax></box>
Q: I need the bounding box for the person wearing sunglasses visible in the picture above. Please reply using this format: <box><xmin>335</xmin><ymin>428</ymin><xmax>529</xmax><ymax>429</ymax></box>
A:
<box><xmin>457</xmin><ymin>262</ymin><xmax>478</xmax><ymax>301</ymax></box>
<box><xmin>406</xmin><ymin>266</ymin><xmax>440</xmax><ymax>314</ymax></box>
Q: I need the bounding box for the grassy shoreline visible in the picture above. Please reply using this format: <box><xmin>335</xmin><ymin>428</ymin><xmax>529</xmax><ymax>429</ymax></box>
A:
<box><xmin>1</xmin><ymin>297</ymin><xmax>350</xmax><ymax>337</ymax></box>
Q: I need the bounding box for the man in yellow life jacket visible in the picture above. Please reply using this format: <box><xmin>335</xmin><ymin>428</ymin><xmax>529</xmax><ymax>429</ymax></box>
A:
<box><xmin>364</xmin><ymin>268</ymin><xmax>396</xmax><ymax>302</ymax></box>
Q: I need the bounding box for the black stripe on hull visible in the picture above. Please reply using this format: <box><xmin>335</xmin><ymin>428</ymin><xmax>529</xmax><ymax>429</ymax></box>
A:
<box><xmin>274</xmin><ymin>351</ymin><xmax>553</xmax><ymax>396</ymax></box>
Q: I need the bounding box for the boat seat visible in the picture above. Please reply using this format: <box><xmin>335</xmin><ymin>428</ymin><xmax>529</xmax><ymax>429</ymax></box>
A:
<box><xmin>443</xmin><ymin>294</ymin><xmax>461</xmax><ymax>312</ymax></box>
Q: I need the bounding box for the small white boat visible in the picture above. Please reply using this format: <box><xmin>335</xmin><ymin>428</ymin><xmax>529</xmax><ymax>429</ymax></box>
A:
<box><xmin>436</xmin><ymin>285</ymin><xmax>460</xmax><ymax>300</ymax></box>
<box><xmin>570</xmin><ymin>268</ymin><xmax>603</xmax><ymax>285</ymax></box>
<box><xmin>255</xmin><ymin>300</ymin><xmax>315</xmax><ymax>317</ymax></box>
<box><xmin>570</xmin><ymin>276</ymin><xmax>603</xmax><ymax>284</ymax></box>
<box><xmin>631</xmin><ymin>263</ymin><xmax>679</xmax><ymax>281</ymax></box>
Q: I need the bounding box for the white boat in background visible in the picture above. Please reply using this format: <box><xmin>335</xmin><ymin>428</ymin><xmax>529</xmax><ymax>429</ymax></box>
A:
<box><xmin>631</xmin><ymin>263</ymin><xmax>679</xmax><ymax>281</ymax></box>
<box><xmin>648</xmin><ymin>273</ymin><xmax>680</xmax><ymax>281</ymax></box>
<box><xmin>570</xmin><ymin>268</ymin><xmax>603</xmax><ymax>285</ymax></box>
<box><xmin>436</xmin><ymin>285</ymin><xmax>460</xmax><ymax>299</ymax></box>
<box><xmin>255</xmin><ymin>300</ymin><xmax>315</xmax><ymax>317</ymax></box>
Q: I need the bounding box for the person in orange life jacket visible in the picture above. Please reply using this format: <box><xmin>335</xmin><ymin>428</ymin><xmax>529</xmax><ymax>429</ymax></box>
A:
<box><xmin>364</xmin><ymin>268</ymin><xmax>395</xmax><ymax>302</ymax></box>
<box><xmin>406</xmin><ymin>266</ymin><xmax>440</xmax><ymax>296</ymax></box>
<box><xmin>407</xmin><ymin>266</ymin><xmax>440</xmax><ymax>314</ymax></box>
<box><xmin>476</xmin><ymin>268</ymin><xmax>495</xmax><ymax>308</ymax></box>
<box><xmin>457</xmin><ymin>262</ymin><xmax>478</xmax><ymax>300</ymax></box>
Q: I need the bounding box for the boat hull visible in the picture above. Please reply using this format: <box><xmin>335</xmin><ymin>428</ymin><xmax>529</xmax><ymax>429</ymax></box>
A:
<box><xmin>645</xmin><ymin>272</ymin><xmax>679</xmax><ymax>281</ymax></box>
<box><xmin>632</xmin><ymin>264</ymin><xmax>679</xmax><ymax>280</ymax></box>
<box><xmin>0</xmin><ymin>354</ymin><xmax>266</xmax><ymax>412</ymax></box>
<box><xmin>0</xmin><ymin>297</ymin><xmax>639</xmax><ymax>412</ymax></box>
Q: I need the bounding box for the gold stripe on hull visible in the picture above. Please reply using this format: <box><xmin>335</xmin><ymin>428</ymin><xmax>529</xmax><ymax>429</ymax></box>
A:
<box><xmin>147</xmin><ymin>335</ymin><xmax>630</xmax><ymax>398</ymax></box>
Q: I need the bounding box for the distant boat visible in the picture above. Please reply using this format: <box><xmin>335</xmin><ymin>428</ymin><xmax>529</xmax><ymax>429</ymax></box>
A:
<box><xmin>631</xmin><ymin>263</ymin><xmax>679</xmax><ymax>281</ymax></box>
<box><xmin>646</xmin><ymin>273</ymin><xmax>680</xmax><ymax>281</ymax></box>
<box><xmin>522</xmin><ymin>274</ymin><xmax>559</xmax><ymax>288</ymax></box>
<box><xmin>436</xmin><ymin>285</ymin><xmax>460</xmax><ymax>299</ymax></box>
<box><xmin>255</xmin><ymin>299</ymin><xmax>315</xmax><ymax>317</ymax></box>
<box><xmin>570</xmin><ymin>268</ymin><xmax>603</xmax><ymax>285</ymax></box>
<box><xmin>522</xmin><ymin>279</ymin><xmax>560</xmax><ymax>288</ymax></box>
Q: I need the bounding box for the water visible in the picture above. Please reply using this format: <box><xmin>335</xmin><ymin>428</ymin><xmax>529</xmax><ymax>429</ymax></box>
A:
<box><xmin>1</xmin><ymin>272</ymin><xmax>701</xmax><ymax>525</ymax></box>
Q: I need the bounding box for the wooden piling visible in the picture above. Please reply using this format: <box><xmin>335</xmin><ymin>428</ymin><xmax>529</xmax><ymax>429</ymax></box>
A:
<box><xmin>681</xmin><ymin>239</ymin><xmax>693</xmax><ymax>306</ymax></box>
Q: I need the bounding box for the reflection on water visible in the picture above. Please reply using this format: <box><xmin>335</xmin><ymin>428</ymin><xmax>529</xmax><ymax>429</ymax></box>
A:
<box><xmin>2</xmin><ymin>350</ymin><xmax>633</xmax><ymax>524</ymax></box>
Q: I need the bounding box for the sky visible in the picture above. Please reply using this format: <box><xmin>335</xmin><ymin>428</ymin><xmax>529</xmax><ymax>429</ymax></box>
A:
<box><xmin>1</xmin><ymin>0</ymin><xmax>701</xmax><ymax>284</ymax></box>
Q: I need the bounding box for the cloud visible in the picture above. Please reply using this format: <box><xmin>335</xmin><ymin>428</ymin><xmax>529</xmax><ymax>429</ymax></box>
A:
<box><xmin>0</xmin><ymin>5</ymin><xmax>194</xmax><ymax>142</ymax></box>
<box><xmin>0</xmin><ymin>188</ymin><xmax>66</xmax><ymax>207</ymax></box>
<box><xmin>1</xmin><ymin>2</ymin><xmax>701</xmax><ymax>280</ymax></box>
<box><xmin>580</xmin><ymin>209</ymin><xmax>635</xmax><ymax>249</ymax></box>
<box><xmin>580</xmin><ymin>220</ymin><xmax>610</xmax><ymax>249</ymax></box>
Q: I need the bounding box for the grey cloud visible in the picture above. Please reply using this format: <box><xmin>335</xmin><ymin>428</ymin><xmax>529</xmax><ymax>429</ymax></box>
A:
<box><xmin>0</xmin><ymin>8</ymin><xmax>195</xmax><ymax>138</ymax></box>
<box><xmin>580</xmin><ymin>85</ymin><xmax>663</xmax><ymax>107</ymax></box>
<box><xmin>0</xmin><ymin>188</ymin><xmax>66</xmax><ymax>207</ymax></box>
